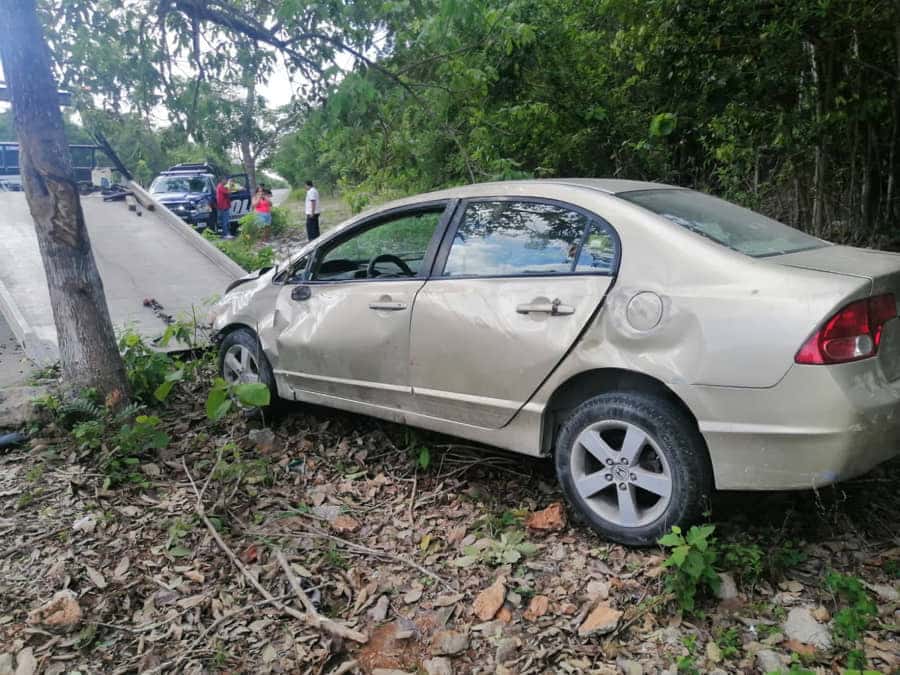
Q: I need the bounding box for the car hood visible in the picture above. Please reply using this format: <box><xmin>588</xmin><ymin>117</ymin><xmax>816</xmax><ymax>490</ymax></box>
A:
<box><xmin>154</xmin><ymin>191</ymin><xmax>205</xmax><ymax>202</ymax></box>
<box><xmin>774</xmin><ymin>244</ymin><xmax>900</xmax><ymax>294</ymax></box>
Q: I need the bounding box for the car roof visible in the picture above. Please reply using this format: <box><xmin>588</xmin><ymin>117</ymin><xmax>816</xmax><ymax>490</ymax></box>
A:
<box><xmin>157</xmin><ymin>171</ymin><xmax>214</xmax><ymax>178</ymax></box>
<box><xmin>284</xmin><ymin>178</ymin><xmax>682</xmax><ymax>264</ymax></box>
<box><xmin>411</xmin><ymin>178</ymin><xmax>677</xmax><ymax>200</ymax></box>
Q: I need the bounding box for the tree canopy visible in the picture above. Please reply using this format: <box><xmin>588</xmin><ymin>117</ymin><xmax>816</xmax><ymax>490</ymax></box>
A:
<box><xmin>270</xmin><ymin>0</ymin><xmax>900</xmax><ymax>247</ymax></box>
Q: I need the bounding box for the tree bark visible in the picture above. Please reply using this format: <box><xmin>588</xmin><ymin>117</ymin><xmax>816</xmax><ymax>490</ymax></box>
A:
<box><xmin>0</xmin><ymin>0</ymin><xmax>129</xmax><ymax>401</ymax></box>
<box><xmin>239</xmin><ymin>72</ymin><xmax>258</xmax><ymax>193</ymax></box>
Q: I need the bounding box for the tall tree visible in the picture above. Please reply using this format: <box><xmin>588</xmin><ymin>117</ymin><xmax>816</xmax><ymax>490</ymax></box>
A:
<box><xmin>0</xmin><ymin>0</ymin><xmax>128</xmax><ymax>401</ymax></box>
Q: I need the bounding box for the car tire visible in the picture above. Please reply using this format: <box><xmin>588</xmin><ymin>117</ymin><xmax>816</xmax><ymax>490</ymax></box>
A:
<box><xmin>218</xmin><ymin>328</ymin><xmax>277</xmax><ymax>410</ymax></box>
<box><xmin>555</xmin><ymin>391</ymin><xmax>712</xmax><ymax>546</ymax></box>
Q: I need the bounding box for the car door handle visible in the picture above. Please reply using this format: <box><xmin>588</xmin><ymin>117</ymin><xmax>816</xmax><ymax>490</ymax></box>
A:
<box><xmin>516</xmin><ymin>298</ymin><xmax>575</xmax><ymax>316</ymax></box>
<box><xmin>368</xmin><ymin>301</ymin><xmax>407</xmax><ymax>311</ymax></box>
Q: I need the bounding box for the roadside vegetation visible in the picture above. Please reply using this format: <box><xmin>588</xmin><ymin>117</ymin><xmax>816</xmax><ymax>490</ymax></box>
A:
<box><xmin>2</xmin><ymin>322</ymin><xmax>898</xmax><ymax>673</ymax></box>
<box><xmin>204</xmin><ymin>206</ymin><xmax>296</xmax><ymax>271</ymax></box>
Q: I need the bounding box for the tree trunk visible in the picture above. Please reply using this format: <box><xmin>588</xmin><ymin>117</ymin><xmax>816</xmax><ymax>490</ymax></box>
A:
<box><xmin>240</xmin><ymin>75</ymin><xmax>257</xmax><ymax>193</ymax></box>
<box><xmin>0</xmin><ymin>0</ymin><xmax>129</xmax><ymax>401</ymax></box>
<box><xmin>810</xmin><ymin>41</ymin><xmax>828</xmax><ymax>238</ymax></box>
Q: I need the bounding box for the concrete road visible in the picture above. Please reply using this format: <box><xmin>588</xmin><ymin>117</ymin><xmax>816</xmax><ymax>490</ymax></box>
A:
<box><xmin>0</xmin><ymin>190</ymin><xmax>244</xmax><ymax>364</ymax></box>
<box><xmin>0</xmin><ymin>312</ymin><xmax>34</xmax><ymax>388</ymax></box>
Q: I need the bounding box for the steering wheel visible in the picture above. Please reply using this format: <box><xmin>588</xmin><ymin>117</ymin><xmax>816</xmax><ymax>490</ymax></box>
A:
<box><xmin>367</xmin><ymin>253</ymin><xmax>414</xmax><ymax>278</ymax></box>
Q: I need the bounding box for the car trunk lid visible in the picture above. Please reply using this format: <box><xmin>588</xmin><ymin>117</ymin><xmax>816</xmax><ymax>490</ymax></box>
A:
<box><xmin>774</xmin><ymin>245</ymin><xmax>900</xmax><ymax>292</ymax></box>
<box><xmin>774</xmin><ymin>245</ymin><xmax>900</xmax><ymax>379</ymax></box>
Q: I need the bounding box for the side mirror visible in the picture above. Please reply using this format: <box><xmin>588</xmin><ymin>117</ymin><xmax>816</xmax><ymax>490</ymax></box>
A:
<box><xmin>291</xmin><ymin>285</ymin><xmax>311</xmax><ymax>302</ymax></box>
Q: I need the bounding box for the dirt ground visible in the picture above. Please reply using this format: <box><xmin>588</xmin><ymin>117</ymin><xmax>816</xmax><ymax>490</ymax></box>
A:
<box><xmin>1</xmin><ymin>371</ymin><xmax>898</xmax><ymax>674</ymax></box>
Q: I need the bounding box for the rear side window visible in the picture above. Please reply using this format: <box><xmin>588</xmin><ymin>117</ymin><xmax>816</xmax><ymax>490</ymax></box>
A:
<box><xmin>619</xmin><ymin>188</ymin><xmax>826</xmax><ymax>257</ymax></box>
<box><xmin>442</xmin><ymin>200</ymin><xmax>614</xmax><ymax>277</ymax></box>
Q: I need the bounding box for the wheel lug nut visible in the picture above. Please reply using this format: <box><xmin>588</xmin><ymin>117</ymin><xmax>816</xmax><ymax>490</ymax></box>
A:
<box><xmin>630</xmin><ymin>473</ymin><xmax>637</xmax><ymax>481</ymax></box>
<box><xmin>618</xmin><ymin>483</ymin><xmax>627</xmax><ymax>490</ymax></box>
<box><xmin>604</xmin><ymin>473</ymin><xmax>612</xmax><ymax>481</ymax></box>
<box><xmin>605</xmin><ymin>459</ymin><xmax>613</xmax><ymax>466</ymax></box>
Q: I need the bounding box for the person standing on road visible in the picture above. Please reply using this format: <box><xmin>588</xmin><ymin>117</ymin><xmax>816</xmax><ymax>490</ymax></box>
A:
<box><xmin>215</xmin><ymin>178</ymin><xmax>233</xmax><ymax>239</ymax></box>
<box><xmin>304</xmin><ymin>180</ymin><xmax>321</xmax><ymax>240</ymax></box>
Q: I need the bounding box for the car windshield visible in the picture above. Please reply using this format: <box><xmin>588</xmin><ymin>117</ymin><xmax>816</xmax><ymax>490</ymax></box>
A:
<box><xmin>619</xmin><ymin>189</ymin><xmax>827</xmax><ymax>257</ymax></box>
<box><xmin>150</xmin><ymin>176</ymin><xmax>209</xmax><ymax>194</ymax></box>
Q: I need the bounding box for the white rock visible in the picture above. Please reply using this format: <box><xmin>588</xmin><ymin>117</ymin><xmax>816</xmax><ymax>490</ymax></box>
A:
<box><xmin>0</xmin><ymin>653</ymin><xmax>13</xmax><ymax>675</ymax></box>
<box><xmin>72</xmin><ymin>514</ymin><xmax>96</xmax><ymax>533</ymax></box>
<box><xmin>616</xmin><ymin>657</ymin><xmax>642</xmax><ymax>675</ymax></box>
<box><xmin>715</xmin><ymin>572</ymin><xmax>738</xmax><ymax>601</ymax></box>
<box><xmin>13</xmin><ymin>648</ymin><xmax>35</xmax><ymax>675</ymax></box>
<box><xmin>864</xmin><ymin>582</ymin><xmax>899</xmax><ymax>602</ymax></box>
<box><xmin>755</xmin><ymin>649</ymin><xmax>784</xmax><ymax>674</ymax></box>
<box><xmin>430</xmin><ymin>629</ymin><xmax>468</xmax><ymax>656</ymax></box>
<box><xmin>783</xmin><ymin>607</ymin><xmax>832</xmax><ymax>650</ymax></box>
<box><xmin>423</xmin><ymin>657</ymin><xmax>453</xmax><ymax>675</ymax></box>
<box><xmin>368</xmin><ymin>594</ymin><xmax>390</xmax><ymax>622</ymax></box>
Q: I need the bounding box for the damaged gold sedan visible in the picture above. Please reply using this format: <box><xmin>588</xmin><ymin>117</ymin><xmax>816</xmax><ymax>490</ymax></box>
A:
<box><xmin>208</xmin><ymin>179</ymin><xmax>900</xmax><ymax>545</ymax></box>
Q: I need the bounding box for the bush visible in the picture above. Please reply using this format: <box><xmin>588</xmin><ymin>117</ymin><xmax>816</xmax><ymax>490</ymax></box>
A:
<box><xmin>118</xmin><ymin>330</ymin><xmax>175</xmax><ymax>405</ymax></box>
<box><xmin>659</xmin><ymin>524</ymin><xmax>721</xmax><ymax>613</ymax></box>
<box><xmin>203</xmin><ymin>229</ymin><xmax>274</xmax><ymax>271</ymax></box>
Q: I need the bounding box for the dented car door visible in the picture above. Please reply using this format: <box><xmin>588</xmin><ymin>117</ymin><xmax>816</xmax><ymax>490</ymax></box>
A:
<box><xmin>270</xmin><ymin>205</ymin><xmax>450</xmax><ymax>409</ymax></box>
<box><xmin>410</xmin><ymin>198</ymin><xmax>619</xmax><ymax>428</ymax></box>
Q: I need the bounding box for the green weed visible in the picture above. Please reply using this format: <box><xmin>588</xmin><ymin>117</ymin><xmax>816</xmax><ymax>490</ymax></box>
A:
<box><xmin>659</xmin><ymin>524</ymin><xmax>721</xmax><ymax>613</ymax></box>
<box><xmin>205</xmin><ymin>377</ymin><xmax>271</xmax><ymax>422</ymax></box>
<box><xmin>826</xmin><ymin>572</ymin><xmax>878</xmax><ymax>671</ymax></box>
<box><xmin>451</xmin><ymin>529</ymin><xmax>538</xmax><ymax>567</ymax></box>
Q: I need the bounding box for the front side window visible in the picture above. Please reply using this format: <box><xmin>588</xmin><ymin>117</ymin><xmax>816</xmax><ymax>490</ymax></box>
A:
<box><xmin>312</xmin><ymin>210</ymin><xmax>443</xmax><ymax>281</ymax></box>
<box><xmin>442</xmin><ymin>201</ymin><xmax>609</xmax><ymax>277</ymax></box>
<box><xmin>619</xmin><ymin>188</ymin><xmax>827</xmax><ymax>258</ymax></box>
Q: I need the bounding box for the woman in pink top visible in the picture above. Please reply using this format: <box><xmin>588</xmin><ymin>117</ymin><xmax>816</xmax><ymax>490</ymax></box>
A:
<box><xmin>252</xmin><ymin>186</ymin><xmax>272</xmax><ymax>226</ymax></box>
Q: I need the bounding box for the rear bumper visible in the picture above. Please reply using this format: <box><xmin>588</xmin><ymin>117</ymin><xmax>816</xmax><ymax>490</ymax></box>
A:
<box><xmin>677</xmin><ymin>358</ymin><xmax>900</xmax><ymax>490</ymax></box>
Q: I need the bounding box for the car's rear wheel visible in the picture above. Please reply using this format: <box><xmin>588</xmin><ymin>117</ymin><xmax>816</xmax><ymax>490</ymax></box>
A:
<box><xmin>555</xmin><ymin>391</ymin><xmax>712</xmax><ymax>546</ymax></box>
<box><xmin>218</xmin><ymin>328</ymin><xmax>277</xmax><ymax>409</ymax></box>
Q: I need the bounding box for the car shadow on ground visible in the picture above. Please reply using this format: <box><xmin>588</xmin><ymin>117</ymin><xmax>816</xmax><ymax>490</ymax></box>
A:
<box><xmin>268</xmin><ymin>401</ymin><xmax>900</xmax><ymax>548</ymax></box>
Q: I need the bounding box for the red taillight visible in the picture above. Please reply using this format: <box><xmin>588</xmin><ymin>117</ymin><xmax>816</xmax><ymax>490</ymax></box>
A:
<box><xmin>796</xmin><ymin>293</ymin><xmax>897</xmax><ymax>364</ymax></box>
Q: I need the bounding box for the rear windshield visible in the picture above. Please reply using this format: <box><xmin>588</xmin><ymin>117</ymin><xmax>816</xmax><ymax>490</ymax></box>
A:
<box><xmin>618</xmin><ymin>189</ymin><xmax>827</xmax><ymax>258</ymax></box>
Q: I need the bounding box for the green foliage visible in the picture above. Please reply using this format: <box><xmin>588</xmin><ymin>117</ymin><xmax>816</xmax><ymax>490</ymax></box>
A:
<box><xmin>237</xmin><ymin>206</ymin><xmax>294</xmax><ymax>246</ymax></box>
<box><xmin>676</xmin><ymin>634</ymin><xmax>700</xmax><ymax>674</ymax></box>
<box><xmin>103</xmin><ymin>414</ymin><xmax>169</xmax><ymax>488</ymax></box>
<box><xmin>203</xmin><ymin>229</ymin><xmax>275</xmax><ymax>272</ymax></box>
<box><xmin>205</xmin><ymin>377</ymin><xmax>271</xmax><ymax>422</ymax></box>
<box><xmin>659</xmin><ymin>525</ymin><xmax>721</xmax><ymax>613</ymax></box>
<box><xmin>826</xmin><ymin>573</ymin><xmax>877</xmax><ymax>643</ymax></box>
<box><xmin>416</xmin><ymin>446</ymin><xmax>431</xmax><ymax>471</ymax></box>
<box><xmin>211</xmin><ymin>442</ymin><xmax>270</xmax><ymax>487</ymax></box>
<box><xmin>720</xmin><ymin>540</ymin><xmax>764</xmax><ymax>587</ymax></box>
<box><xmin>118</xmin><ymin>330</ymin><xmax>179</xmax><ymax>404</ymax></box>
<box><xmin>451</xmin><ymin>529</ymin><xmax>538</xmax><ymax>567</ymax></box>
<box><xmin>649</xmin><ymin>112</ymin><xmax>677</xmax><ymax>138</ymax></box>
<box><xmin>714</xmin><ymin>626</ymin><xmax>741</xmax><ymax>660</ymax></box>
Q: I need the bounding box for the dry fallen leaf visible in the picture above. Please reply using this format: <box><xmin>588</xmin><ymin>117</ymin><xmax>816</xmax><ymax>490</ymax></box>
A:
<box><xmin>332</xmin><ymin>515</ymin><xmax>360</xmax><ymax>533</ymax></box>
<box><xmin>85</xmin><ymin>565</ymin><xmax>107</xmax><ymax>589</ymax></box>
<box><xmin>473</xmin><ymin>577</ymin><xmax>506</xmax><ymax>621</ymax></box>
<box><xmin>578</xmin><ymin>603</ymin><xmax>622</xmax><ymax>636</ymax></box>
<box><xmin>524</xmin><ymin>595</ymin><xmax>549</xmax><ymax>621</ymax></box>
<box><xmin>525</xmin><ymin>502</ymin><xmax>567</xmax><ymax>532</ymax></box>
<box><xmin>113</xmin><ymin>556</ymin><xmax>130</xmax><ymax>580</ymax></box>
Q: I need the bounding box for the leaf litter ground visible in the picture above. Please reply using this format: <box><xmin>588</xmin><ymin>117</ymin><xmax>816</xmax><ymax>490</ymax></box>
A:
<box><xmin>1</xmin><ymin>387</ymin><xmax>898</xmax><ymax>674</ymax></box>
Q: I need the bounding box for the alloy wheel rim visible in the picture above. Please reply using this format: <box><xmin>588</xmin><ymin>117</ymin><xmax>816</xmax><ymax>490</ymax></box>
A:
<box><xmin>222</xmin><ymin>344</ymin><xmax>261</xmax><ymax>385</ymax></box>
<box><xmin>570</xmin><ymin>420</ymin><xmax>673</xmax><ymax>528</ymax></box>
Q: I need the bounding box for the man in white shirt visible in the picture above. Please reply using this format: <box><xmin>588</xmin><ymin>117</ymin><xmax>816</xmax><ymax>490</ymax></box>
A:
<box><xmin>304</xmin><ymin>180</ymin><xmax>321</xmax><ymax>240</ymax></box>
